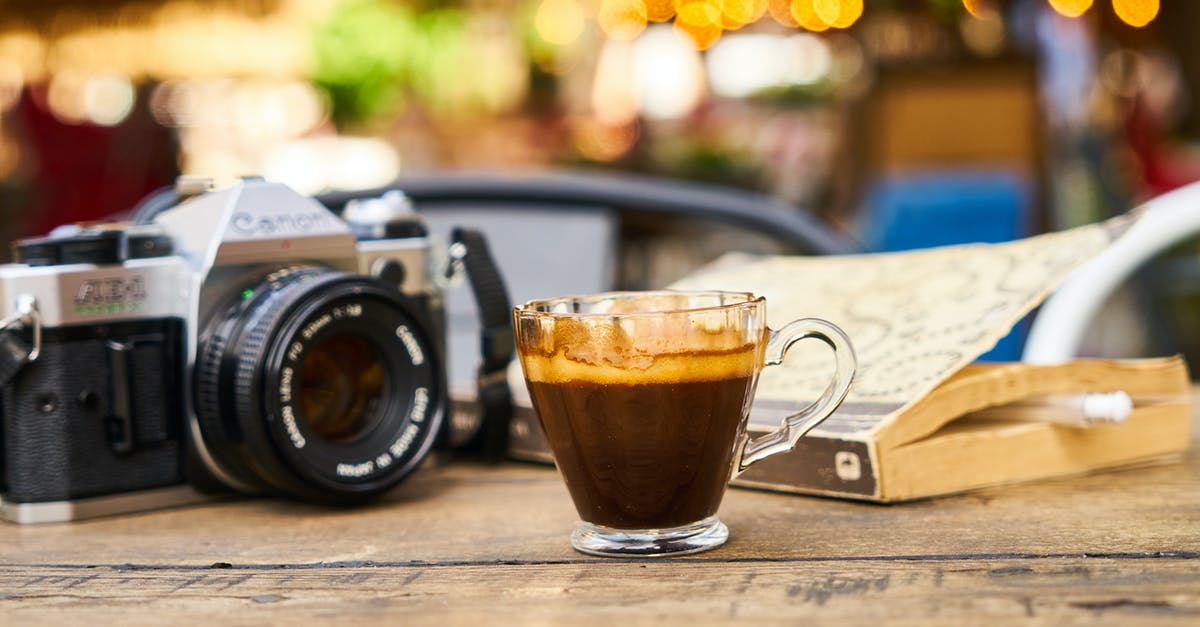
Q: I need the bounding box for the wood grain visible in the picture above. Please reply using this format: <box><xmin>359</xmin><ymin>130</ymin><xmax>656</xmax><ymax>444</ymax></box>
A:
<box><xmin>4</xmin><ymin>447</ymin><xmax>1197</xmax><ymax>566</ymax></box>
<box><xmin>2</xmin><ymin>558</ymin><xmax>1198</xmax><ymax>626</ymax></box>
<box><xmin>0</xmin><ymin>392</ymin><xmax>1196</xmax><ymax>624</ymax></box>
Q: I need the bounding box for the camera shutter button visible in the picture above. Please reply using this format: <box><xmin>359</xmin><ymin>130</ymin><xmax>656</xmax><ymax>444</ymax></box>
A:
<box><xmin>370</xmin><ymin>258</ymin><xmax>406</xmax><ymax>286</ymax></box>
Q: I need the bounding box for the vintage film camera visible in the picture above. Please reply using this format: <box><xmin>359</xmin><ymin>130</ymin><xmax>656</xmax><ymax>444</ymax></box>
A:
<box><xmin>0</xmin><ymin>178</ymin><xmax>511</xmax><ymax>523</ymax></box>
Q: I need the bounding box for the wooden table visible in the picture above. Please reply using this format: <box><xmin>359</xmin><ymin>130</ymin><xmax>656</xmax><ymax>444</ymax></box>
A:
<box><xmin>3</xmin><ymin>406</ymin><xmax>1198</xmax><ymax>625</ymax></box>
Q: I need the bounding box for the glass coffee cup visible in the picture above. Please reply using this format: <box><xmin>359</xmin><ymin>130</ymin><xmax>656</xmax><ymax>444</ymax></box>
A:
<box><xmin>513</xmin><ymin>291</ymin><xmax>856</xmax><ymax>557</ymax></box>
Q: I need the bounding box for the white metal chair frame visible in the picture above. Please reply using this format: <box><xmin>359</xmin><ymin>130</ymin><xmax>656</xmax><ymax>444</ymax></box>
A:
<box><xmin>1024</xmin><ymin>181</ymin><xmax>1200</xmax><ymax>363</ymax></box>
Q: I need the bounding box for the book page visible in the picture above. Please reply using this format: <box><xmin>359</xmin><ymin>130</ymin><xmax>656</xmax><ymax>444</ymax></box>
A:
<box><xmin>671</xmin><ymin>215</ymin><xmax>1134</xmax><ymax>437</ymax></box>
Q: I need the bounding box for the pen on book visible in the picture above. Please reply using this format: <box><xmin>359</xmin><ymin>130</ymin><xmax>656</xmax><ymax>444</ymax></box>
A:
<box><xmin>969</xmin><ymin>391</ymin><xmax>1133</xmax><ymax>427</ymax></box>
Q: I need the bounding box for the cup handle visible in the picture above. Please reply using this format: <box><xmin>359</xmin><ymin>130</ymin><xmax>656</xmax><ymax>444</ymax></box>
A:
<box><xmin>736</xmin><ymin>318</ymin><xmax>857</xmax><ymax>474</ymax></box>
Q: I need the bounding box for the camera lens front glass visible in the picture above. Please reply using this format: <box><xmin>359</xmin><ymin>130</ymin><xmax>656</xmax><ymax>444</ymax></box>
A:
<box><xmin>294</xmin><ymin>333</ymin><xmax>385</xmax><ymax>443</ymax></box>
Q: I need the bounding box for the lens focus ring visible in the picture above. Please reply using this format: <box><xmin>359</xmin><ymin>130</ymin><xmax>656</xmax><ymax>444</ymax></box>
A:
<box><xmin>230</xmin><ymin>270</ymin><xmax>325</xmax><ymax>443</ymax></box>
<box><xmin>193</xmin><ymin>267</ymin><xmax>446</xmax><ymax>503</ymax></box>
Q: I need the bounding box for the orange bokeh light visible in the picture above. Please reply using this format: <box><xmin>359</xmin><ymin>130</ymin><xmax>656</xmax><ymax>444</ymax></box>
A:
<box><xmin>599</xmin><ymin>0</ymin><xmax>649</xmax><ymax>40</ymax></box>
<box><xmin>813</xmin><ymin>0</ymin><xmax>862</xmax><ymax>28</ymax></box>
<box><xmin>675</xmin><ymin>0</ymin><xmax>722</xmax><ymax>27</ymax></box>
<box><xmin>721</xmin><ymin>13</ymin><xmax>747</xmax><ymax>30</ymax></box>
<box><xmin>791</xmin><ymin>0</ymin><xmax>830</xmax><ymax>32</ymax></box>
<box><xmin>831</xmin><ymin>0</ymin><xmax>863</xmax><ymax>28</ymax></box>
<box><xmin>1112</xmin><ymin>0</ymin><xmax>1158</xmax><ymax>27</ymax></box>
<box><xmin>768</xmin><ymin>0</ymin><xmax>799</xmax><ymax>27</ymax></box>
<box><xmin>1047</xmin><ymin>0</ymin><xmax>1093</xmax><ymax>18</ymax></box>
<box><xmin>674</xmin><ymin>16</ymin><xmax>722</xmax><ymax>49</ymax></box>
<box><xmin>573</xmin><ymin>117</ymin><xmax>640</xmax><ymax>162</ymax></box>
<box><xmin>752</xmin><ymin>0</ymin><xmax>770</xmax><ymax>21</ymax></box>
<box><xmin>962</xmin><ymin>0</ymin><xmax>989</xmax><ymax>17</ymax></box>
<box><xmin>535</xmin><ymin>0</ymin><xmax>586</xmax><ymax>45</ymax></box>
<box><xmin>645</xmin><ymin>0</ymin><xmax>677</xmax><ymax>22</ymax></box>
<box><xmin>720</xmin><ymin>0</ymin><xmax>759</xmax><ymax>26</ymax></box>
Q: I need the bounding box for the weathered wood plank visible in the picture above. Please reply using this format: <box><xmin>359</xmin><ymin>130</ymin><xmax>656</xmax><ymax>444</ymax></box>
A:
<box><xmin>1</xmin><ymin>559</ymin><xmax>1198</xmax><ymax>626</ymax></box>
<box><xmin>0</xmin><ymin>393</ymin><xmax>1195</xmax><ymax>624</ymax></box>
<box><xmin>2</xmin><ymin>443</ymin><xmax>1197</xmax><ymax>566</ymax></box>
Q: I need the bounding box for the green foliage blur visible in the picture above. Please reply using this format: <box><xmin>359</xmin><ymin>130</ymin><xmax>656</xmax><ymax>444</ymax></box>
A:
<box><xmin>312</xmin><ymin>1</ymin><xmax>473</xmax><ymax>128</ymax></box>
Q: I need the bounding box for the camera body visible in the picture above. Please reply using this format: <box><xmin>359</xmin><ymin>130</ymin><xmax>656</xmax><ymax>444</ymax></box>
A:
<box><xmin>0</xmin><ymin>179</ymin><xmax>450</xmax><ymax>523</ymax></box>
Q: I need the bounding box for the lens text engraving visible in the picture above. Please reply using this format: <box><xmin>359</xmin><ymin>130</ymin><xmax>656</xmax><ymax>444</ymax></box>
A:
<box><xmin>395</xmin><ymin>325</ymin><xmax>425</xmax><ymax>365</ymax></box>
<box><xmin>280</xmin><ymin>405</ymin><xmax>306</xmax><ymax>449</ymax></box>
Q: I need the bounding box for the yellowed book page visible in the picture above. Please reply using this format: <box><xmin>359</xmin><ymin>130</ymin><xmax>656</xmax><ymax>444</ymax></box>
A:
<box><xmin>882</xmin><ymin>401</ymin><xmax>1189</xmax><ymax>501</ymax></box>
<box><xmin>876</xmin><ymin>356</ymin><xmax>1189</xmax><ymax>449</ymax></box>
<box><xmin>671</xmin><ymin>215</ymin><xmax>1134</xmax><ymax>439</ymax></box>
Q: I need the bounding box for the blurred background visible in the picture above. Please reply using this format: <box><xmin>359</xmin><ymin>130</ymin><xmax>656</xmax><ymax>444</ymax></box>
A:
<box><xmin>0</xmin><ymin>0</ymin><xmax>1196</xmax><ymax>365</ymax></box>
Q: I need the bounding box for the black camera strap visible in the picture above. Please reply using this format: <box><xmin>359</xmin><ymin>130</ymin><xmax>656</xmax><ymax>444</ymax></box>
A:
<box><xmin>0</xmin><ymin>331</ymin><xmax>32</xmax><ymax>387</ymax></box>
<box><xmin>450</xmin><ymin>227</ymin><xmax>514</xmax><ymax>461</ymax></box>
<box><xmin>0</xmin><ymin>297</ymin><xmax>41</xmax><ymax>388</ymax></box>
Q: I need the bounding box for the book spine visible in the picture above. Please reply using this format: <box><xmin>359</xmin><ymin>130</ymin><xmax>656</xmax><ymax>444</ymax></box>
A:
<box><xmin>733</xmin><ymin>428</ymin><xmax>879</xmax><ymax>499</ymax></box>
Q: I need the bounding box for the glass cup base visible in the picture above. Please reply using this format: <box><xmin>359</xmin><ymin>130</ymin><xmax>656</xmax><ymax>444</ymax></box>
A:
<box><xmin>570</xmin><ymin>516</ymin><xmax>729</xmax><ymax>557</ymax></box>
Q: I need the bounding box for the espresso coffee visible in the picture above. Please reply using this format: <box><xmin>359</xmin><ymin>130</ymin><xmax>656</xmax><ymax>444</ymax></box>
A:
<box><xmin>524</xmin><ymin>347</ymin><xmax>758</xmax><ymax>530</ymax></box>
<box><xmin>514</xmin><ymin>290</ymin><xmax>856</xmax><ymax>556</ymax></box>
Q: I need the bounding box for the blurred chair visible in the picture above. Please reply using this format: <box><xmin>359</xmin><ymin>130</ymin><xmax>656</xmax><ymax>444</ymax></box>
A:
<box><xmin>858</xmin><ymin>170</ymin><xmax>1032</xmax><ymax>361</ymax></box>
<box><xmin>1024</xmin><ymin>180</ymin><xmax>1200</xmax><ymax>363</ymax></box>
<box><xmin>320</xmin><ymin>170</ymin><xmax>861</xmax><ymax>400</ymax></box>
<box><xmin>860</xmin><ymin>172</ymin><xmax>1030</xmax><ymax>252</ymax></box>
<box><xmin>426</xmin><ymin>206</ymin><xmax>618</xmax><ymax>402</ymax></box>
<box><xmin>848</xmin><ymin>60</ymin><xmax>1042</xmax><ymax>360</ymax></box>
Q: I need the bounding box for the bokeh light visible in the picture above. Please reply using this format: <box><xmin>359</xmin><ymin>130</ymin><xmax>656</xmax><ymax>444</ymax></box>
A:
<box><xmin>599</xmin><ymin>0</ymin><xmax>649</xmax><ymax>40</ymax></box>
<box><xmin>768</xmin><ymin>0</ymin><xmax>800</xmax><ymax>27</ymax></box>
<box><xmin>592</xmin><ymin>40</ymin><xmax>639</xmax><ymax>125</ymax></box>
<box><xmin>1112</xmin><ymin>0</ymin><xmax>1158</xmax><ymax>27</ymax></box>
<box><xmin>46</xmin><ymin>71</ymin><xmax>87</xmax><ymax>124</ymax></box>
<box><xmin>675</xmin><ymin>0</ymin><xmax>723</xmax><ymax>27</ymax></box>
<box><xmin>262</xmin><ymin>137</ymin><xmax>401</xmax><ymax>196</ymax></box>
<box><xmin>674</xmin><ymin>19</ymin><xmax>723</xmax><ymax>50</ymax></box>
<box><xmin>1047</xmin><ymin>0</ymin><xmax>1093</xmax><ymax>18</ymax></box>
<box><xmin>572</xmin><ymin>116</ymin><xmax>640</xmax><ymax>162</ymax></box>
<box><xmin>535</xmin><ymin>0</ymin><xmax>586</xmax><ymax>45</ymax></box>
<box><xmin>961</xmin><ymin>0</ymin><xmax>989</xmax><ymax>18</ymax></box>
<box><xmin>721</xmin><ymin>13</ymin><xmax>746</xmax><ymax>31</ymax></box>
<box><xmin>632</xmin><ymin>25</ymin><xmax>706</xmax><ymax>118</ymax></box>
<box><xmin>960</xmin><ymin>4</ymin><xmax>1006</xmax><ymax>56</ymax></box>
<box><xmin>814</xmin><ymin>0</ymin><xmax>862</xmax><ymax>29</ymax></box>
<box><xmin>0</xmin><ymin>59</ymin><xmax>23</xmax><ymax>112</ymax></box>
<box><xmin>0</xmin><ymin>0</ymin><xmax>1188</xmax><ymax>219</ymax></box>
<box><xmin>467</xmin><ymin>14</ymin><xmax>531</xmax><ymax>115</ymax></box>
<box><xmin>46</xmin><ymin>69</ymin><xmax>137</xmax><ymax>127</ymax></box>
<box><xmin>82</xmin><ymin>72</ymin><xmax>135</xmax><ymax>126</ymax></box>
<box><xmin>720</xmin><ymin>0</ymin><xmax>765</xmax><ymax>28</ymax></box>
<box><xmin>674</xmin><ymin>0</ymin><xmax>723</xmax><ymax>49</ymax></box>
<box><xmin>148</xmin><ymin>80</ymin><xmax>184</xmax><ymax>126</ymax></box>
<box><xmin>791</xmin><ymin>0</ymin><xmax>830</xmax><ymax>32</ymax></box>
<box><xmin>0</xmin><ymin>30</ymin><xmax>45</xmax><ymax>83</ymax></box>
<box><xmin>708</xmin><ymin>33</ymin><xmax>832</xmax><ymax>98</ymax></box>
<box><xmin>645</xmin><ymin>0</ymin><xmax>678</xmax><ymax>22</ymax></box>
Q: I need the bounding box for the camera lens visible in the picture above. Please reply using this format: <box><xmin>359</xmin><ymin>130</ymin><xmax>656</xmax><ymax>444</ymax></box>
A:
<box><xmin>295</xmin><ymin>333</ymin><xmax>384</xmax><ymax>443</ymax></box>
<box><xmin>193</xmin><ymin>267</ymin><xmax>445</xmax><ymax>503</ymax></box>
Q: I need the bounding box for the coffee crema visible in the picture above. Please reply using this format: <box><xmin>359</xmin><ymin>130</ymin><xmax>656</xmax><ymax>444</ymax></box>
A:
<box><xmin>523</xmin><ymin>346</ymin><xmax>759</xmax><ymax>530</ymax></box>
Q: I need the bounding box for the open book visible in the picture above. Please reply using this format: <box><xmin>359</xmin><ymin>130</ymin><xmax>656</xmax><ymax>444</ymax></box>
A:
<box><xmin>508</xmin><ymin>213</ymin><xmax>1192</xmax><ymax>501</ymax></box>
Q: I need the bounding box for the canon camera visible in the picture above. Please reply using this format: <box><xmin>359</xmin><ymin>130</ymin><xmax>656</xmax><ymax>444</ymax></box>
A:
<box><xmin>0</xmin><ymin>178</ymin><xmax>507</xmax><ymax>523</ymax></box>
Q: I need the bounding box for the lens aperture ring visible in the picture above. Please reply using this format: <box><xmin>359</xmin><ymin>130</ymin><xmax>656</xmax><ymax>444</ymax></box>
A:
<box><xmin>195</xmin><ymin>267</ymin><xmax>329</xmax><ymax>495</ymax></box>
<box><xmin>230</xmin><ymin>270</ymin><xmax>327</xmax><ymax>452</ymax></box>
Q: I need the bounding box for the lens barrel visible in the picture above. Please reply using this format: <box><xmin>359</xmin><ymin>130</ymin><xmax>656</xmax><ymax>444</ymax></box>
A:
<box><xmin>194</xmin><ymin>267</ymin><xmax>445</xmax><ymax>503</ymax></box>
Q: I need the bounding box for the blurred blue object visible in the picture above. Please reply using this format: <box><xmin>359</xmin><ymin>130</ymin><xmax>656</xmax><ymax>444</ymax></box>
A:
<box><xmin>862</xmin><ymin>172</ymin><xmax>1030</xmax><ymax>252</ymax></box>
<box><xmin>861</xmin><ymin>171</ymin><xmax>1031</xmax><ymax>361</ymax></box>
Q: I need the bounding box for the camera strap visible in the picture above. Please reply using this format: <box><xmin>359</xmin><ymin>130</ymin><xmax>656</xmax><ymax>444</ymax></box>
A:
<box><xmin>0</xmin><ymin>296</ymin><xmax>41</xmax><ymax>388</ymax></box>
<box><xmin>451</xmin><ymin>227</ymin><xmax>514</xmax><ymax>461</ymax></box>
<box><xmin>0</xmin><ymin>332</ymin><xmax>31</xmax><ymax>388</ymax></box>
